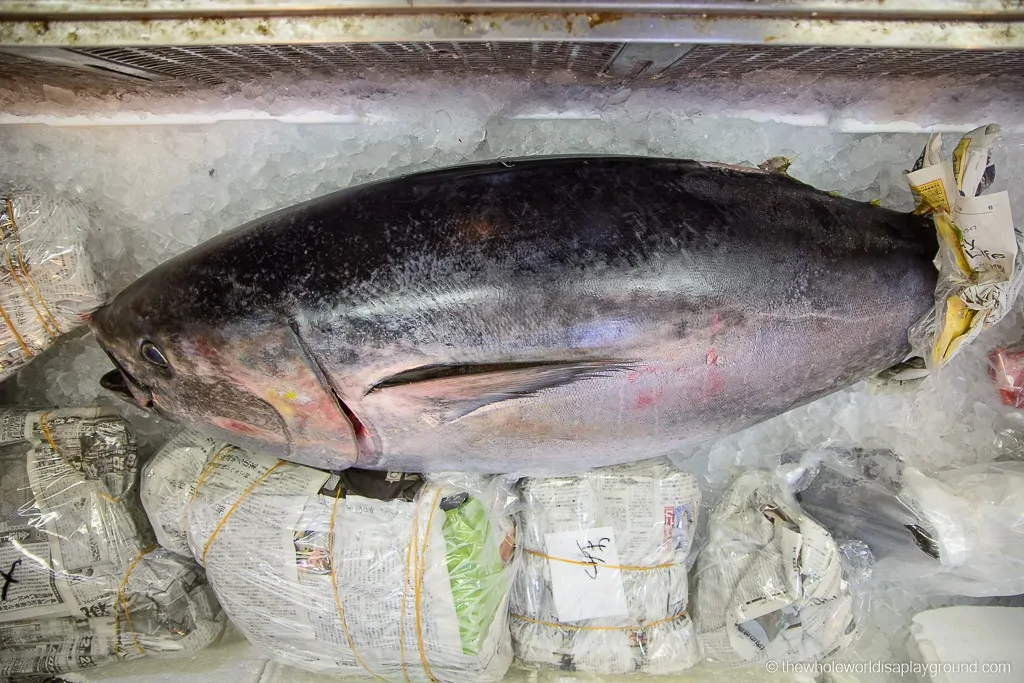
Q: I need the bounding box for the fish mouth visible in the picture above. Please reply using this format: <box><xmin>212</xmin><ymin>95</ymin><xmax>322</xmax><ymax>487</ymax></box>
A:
<box><xmin>99</xmin><ymin>349</ymin><xmax>154</xmax><ymax>409</ymax></box>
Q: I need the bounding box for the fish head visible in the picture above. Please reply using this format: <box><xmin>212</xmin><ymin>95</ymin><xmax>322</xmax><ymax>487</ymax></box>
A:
<box><xmin>89</xmin><ymin>287</ymin><xmax>177</xmax><ymax>414</ymax></box>
<box><xmin>89</xmin><ymin>280</ymin><xmax>361</xmax><ymax>470</ymax></box>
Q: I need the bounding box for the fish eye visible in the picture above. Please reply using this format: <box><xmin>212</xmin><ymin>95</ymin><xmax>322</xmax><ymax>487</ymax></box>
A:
<box><xmin>139</xmin><ymin>340</ymin><xmax>170</xmax><ymax>369</ymax></box>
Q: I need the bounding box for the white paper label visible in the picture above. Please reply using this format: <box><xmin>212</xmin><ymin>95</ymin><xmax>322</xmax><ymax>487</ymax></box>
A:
<box><xmin>906</xmin><ymin>160</ymin><xmax>957</xmax><ymax>213</ymax></box>
<box><xmin>923</xmin><ymin>132</ymin><xmax>943</xmax><ymax>168</ymax></box>
<box><xmin>956</xmin><ymin>124</ymin><xmax>1000</xmax><ymax>197</ymax></box>
<box><xmin>545</xmin><ymin>526</ymin><xmax>629</xmax><ymax>623</ymax></box>
<box><xmin>961</xmin><ymin>148</ymin><xmax>992</xmax><ymax>199</ymax></box>
<box><xmin>953</xmin><ymin>191</ymin><xmax>1016</xmax><ymax>280</ymax></box>
<box><xmin>777</xmin><ymin>522</ymin><xmax>803</xmax><ymax>599</ymax></box>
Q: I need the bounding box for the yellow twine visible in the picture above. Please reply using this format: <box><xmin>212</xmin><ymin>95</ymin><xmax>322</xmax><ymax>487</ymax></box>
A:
<box><xmin>510</xmin><ymin>610</ymin><xmax>689</xmax><ymax>632</ymax></box>
<box><xmin>5</xmin><ymin>198</ymin><xmax>62</xmax><ymax>336</ymax></box>
<box><xmin>200</xmin><ymin>461</ymin><xmax>282</xmax><ymax>563</ymax></box>
<box><xmin>39</xmin><ymin>411</ymin><xmax>119</xmax><ymax>504</ymax></box>
<box><xmin>114</xmin><ymin>545</ymin><xmax>158</xmax><ymax>656</ymax></box>
<box><xmin>398</xmin><ymin>501</ymin><xmax>417</xmax><ymax>683</ymax></box>
<box><xmin>413</xmin><ymin>488</ymin><xmax>442</xmax><ymax>683</ymax></box>
<box><xmin>0</xmin><ymin>296</ymin><xmax>30</xmax><ymax>358</ymax></box>
<box><xmin>1</xmin><ymin>200</ymin><xmax>59</xmax><ymax>341</ymax></box>
<box><xmin>328</xmin><ymin>492</ymin><xmax>387</xmax><ymax>681</ymax></box>
<box><xmin>525</xmin><ymin>547</ymin><xmax>677</xmax><ymax>572</ymax></box>
<box><xmin>186</xmin><ymin>444</ymin><xmax>232</xmax><ymax>504</ymax></box>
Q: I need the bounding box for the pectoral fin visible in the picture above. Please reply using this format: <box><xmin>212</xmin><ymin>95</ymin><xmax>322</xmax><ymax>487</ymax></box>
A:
<box><xmin>367</xmin><ymin>359</ymin><xmax>634</xmax><ymax>423</ymax></box>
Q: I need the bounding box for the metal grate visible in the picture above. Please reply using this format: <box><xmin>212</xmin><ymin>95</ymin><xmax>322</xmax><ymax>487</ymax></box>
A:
<box><xmin>3</xmin><ymin>42</ymin><xmax>1024</xmax><ymax>93</ymax></box>
<box><xmin>0</xmin><ymin>50</ymin><xmax>142</xmax><ymax>91</ymax></box>
<box><xmin>664</xmin><ymin>45</ymin><xmax>1024</xmax><ymax>79</ymax></box>
<box><xmin>77</xmin><ymin>43</ymin><xmax>626</xmax><ymax>87</ymax></box>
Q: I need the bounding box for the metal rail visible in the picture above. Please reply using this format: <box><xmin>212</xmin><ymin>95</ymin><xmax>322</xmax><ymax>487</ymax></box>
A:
<box><xmin>2</xmin><ymin>2</ymin><xmax>1024</xmax><ymax>20</ymax></box>
<box><xmin>1</xmin><ymin>1</ymin><xmax>1023</xmax><ymax>48</ymax></box>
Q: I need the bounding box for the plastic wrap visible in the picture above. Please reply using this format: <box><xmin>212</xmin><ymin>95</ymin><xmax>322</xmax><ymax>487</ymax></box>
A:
<box><xmin>988</xmin><ymin>343</ymin><xmax>1024</xmax><ymax>408</ymax></box>
<box><xmin>0</xmin><ymin>408</ymin><xmax>225</xmax><ymax>679</ymax></box>
<box><xmin>510</xmin><ymin>461</ymin><xmax>701</xmax><ymax>675</ymax></box>
<box><xmin>139</xmin><ymin>428</ymin><xmax>218</xmax><ymax>558</ymax></box>
<box><xmin>780</xmin><ymin>446</ymin><xmax>936</xmax><ymax>565</ymax></box>
<box><xmin>692</xmin><ymin>470</ymin><xmax>868</xmax><ymax>666</ymax></box>
<box><xmin>904</xmin><ymin>125</ymin><xmax>1024</xmax><ymax>372</ymax></box>
<box><xmin>785</xmin><ymin>445</ymin><xmax>1024</xmax><ymax>597</ymax></box>
<box><xmin>0</xmin><ymin>194</ymin><xmax>105</xmax><ymax>381</ymax></box>
<box><xmin>142</xmin><ymin>432</ymin><xmax>517</xmax><ymax>683</ymax></box>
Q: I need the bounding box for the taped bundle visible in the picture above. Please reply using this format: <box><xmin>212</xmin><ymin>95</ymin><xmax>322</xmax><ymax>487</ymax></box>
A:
<box><xmin>142</xmin><ymin>432</ymin><xmax>517</xmax><ymax>683</ymax></box>
<box><xmin>0</xmin><ymin>194</ymin><xmax>105</xmax><ymax>380</ymax></box>
<box><xmin>692</xmin><ymin>470</ymin><xmax>868</xmax><ymax>666</ymax></box>
<box><xmin>510</xmin><ymin>461</ymin><xmax>701</xmax><ymax>675</ymax></box>
<box><xmin>0</xmin><ymin>408</ymin><xmax>225</xmax><ymax>679</ymax></box>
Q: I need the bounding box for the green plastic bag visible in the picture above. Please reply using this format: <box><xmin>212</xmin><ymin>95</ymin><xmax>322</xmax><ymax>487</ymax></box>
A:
<box><xmin>441</xmin><ymin>494</ymin><xmax>508</xmax><ymax>656</ymax></box>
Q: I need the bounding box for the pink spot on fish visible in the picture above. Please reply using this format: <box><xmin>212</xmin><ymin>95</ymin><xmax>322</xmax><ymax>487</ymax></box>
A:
<box><xmin>636</xmin><ymin>387</ymin><xmax>665</xmax><ymax>409</ymax></box>
<box><xmin>212</xmin><ymin>416</ymin><xmax>283</xmax><ymax>442</ymax></box>
<box><xmin>710</xmin><ymin>313</ymin><xmax>722</xmax><ymax>335</ymax></box>
<box><xmin>703</xmin><ymin>354</ymin><xmax>725</xmax><ymax>398</ymax></box>
<box><xmin>628</xmin><ymin>366</ymin><xmax>659</xmax><ymax>383</ymax></box>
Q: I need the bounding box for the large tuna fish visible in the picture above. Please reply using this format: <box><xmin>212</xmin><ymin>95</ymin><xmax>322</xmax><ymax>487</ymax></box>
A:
<box><xmin>90</xmin><ymin>156</ymin><xmax>937</xmax><ymax>473</ymax></box>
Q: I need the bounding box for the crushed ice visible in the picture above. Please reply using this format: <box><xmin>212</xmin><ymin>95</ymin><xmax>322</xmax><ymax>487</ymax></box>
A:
<box><xmin>2</xmin><ymin>78</ymin><xmax>1024</xmax><ymax>681</ymax></box>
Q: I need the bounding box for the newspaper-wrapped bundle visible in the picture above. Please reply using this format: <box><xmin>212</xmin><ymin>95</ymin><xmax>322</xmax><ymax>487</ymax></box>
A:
<box><xmin>510</xmin><ymin>461</ymin><xmax>701</xmax><ymax>675</ymax></box>
<box><xmin>0</xmin><ymin>194</ymin><xmax>105</xmax><ymax>381</ymax></box>
<box><xmin>139</xmin><ymin>429</ymin><xmax>218</xmax><ymax>558</ymax></box>
<box><xmin>141</xmin><ymin>433</ymin><xmax>517</xmax><ymax>683</ymax></box>
<box><xmin>904</xmin><ymin>125</ymin><xmax>1023</xmax><ymax>373</ymax></box>
<box><xmin>784</xmin><ymin>445</ymin><xmax>1024</xmax><ymax>597</ymax></box>
<box><xmin>0</xmin><ymin>408</ymin><xmax>225</xmax><ymax>679</ymax></box>
<box><xmin>693</xmin><ymin>470</ymin><xmax>866</xmax><ymax>665</ymax></box>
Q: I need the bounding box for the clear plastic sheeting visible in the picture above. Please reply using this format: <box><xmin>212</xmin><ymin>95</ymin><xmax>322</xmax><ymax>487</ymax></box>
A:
<box><xmin>781</xmin><ymin>447</ymin><xmax>936</xmax><ymax>568</ymax></box>
<box><xmin>785</xmin><ymin>445</ymin><xmax>1024</xmax><ymax>597</ymax></box>
<box><xmin>0</xmin><ymin>194</ymin><xmax>105</xmax><ymax>381</ymax></box>
<box><xmin>510</xmin><ymin>461</ymin><xmax>702</xmax><ymax>675</ymax></box>
<box><xmin>908</xmin><ymin>606</ymin><xmax>1024</xmax><ymax>683</ymax></box>
<box><xmin>139</xmin><ymin>428</ymin><xmax>218</xmax><ymax>557</ymax></box>
<box><xmin>988</xmin><ymin>342</ymin><xmax>1024</xmax><ymax>408</ymax></box>
<box><xmin>143</xmin><ymin>432</ymin><xmax>518</xmax><ymax>683</ymax></box>
<box><xmin>693</xmin><ymin>470</ymin><xmax>867</xmax><ymax>666</ymax></box>
<box><xmin>909</xmin><ymin>461</ymin><xmax>1024</xmax><ymax>596</ymax></box>
<box><xmin>904</xmin><ymin>125</ymin><xmax>1024</xmax><ymax>373</ymax></box>
<box><xmin>0</xmin><ymin>407</ymin><xmax>225</xmax><ymax>679</ymax></box>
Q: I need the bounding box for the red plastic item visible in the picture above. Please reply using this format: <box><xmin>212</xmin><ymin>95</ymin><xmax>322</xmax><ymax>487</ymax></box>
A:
<box><xmin>989</xmin><ymin>345</ymin><xmax>1024</xmax><ymax>408</ymax></box>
